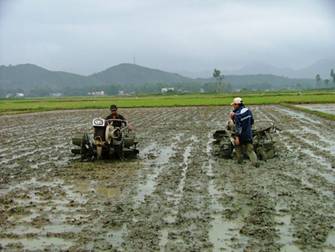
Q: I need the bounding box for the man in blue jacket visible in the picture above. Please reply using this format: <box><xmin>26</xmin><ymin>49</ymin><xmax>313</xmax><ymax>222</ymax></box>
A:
<box><xmin>230</xmin><ymin>97</ymin><xmax>259</xmax><ymax>167</ymax></box>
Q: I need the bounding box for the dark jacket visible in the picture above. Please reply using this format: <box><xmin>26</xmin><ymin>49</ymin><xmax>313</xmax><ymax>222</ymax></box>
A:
<box><xmin>233</xmin><ymin>105</ymin><xmax>254</xmax><ymax>144</ymax></box>
<box><xmin>105</xmin><ymin>113</ymin><xmax>126</xmax><ymax>128</ymax></box>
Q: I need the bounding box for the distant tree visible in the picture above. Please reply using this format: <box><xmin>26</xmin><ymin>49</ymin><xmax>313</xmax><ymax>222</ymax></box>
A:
<box><xmin>296</xmin><ymin>83</ymin><xmax>302</xmax><ymax>90</ymax></box>
<box><xmin>315</xmin><ymin>74</ymin><xmax>321</xmax><ymax>88</ymax></box>
<box><xmin>213</xmin><ymin>68</ymin><xmax>221</xmax><ymax>79</ymax></box>
<box><xmin>29</xmin><ymin>86</ymin><xmax>52</xmax><ymax>97</ymax></box>
<box><xmin>224</xmin><ymin>82</ymin><xmax>233</xmax><ymax>92</ymax></box>
<box><xmin>203</xmin><ymin>82</ymin><xmax>216</xmax><ymax>93</ymax></box>
<box><xmin>331</xmin><ymin>69</ymin><xmax>335</xmax><ymax>84</ymax></box>
<box><xmin>0</xmin><ymin>88</ymin><xmax>5</xmax><ymax>97</ymax></box>
<box><xmin>104</xmin><ymin>84</ymin><xmax>121</xmax><ymax>95</ymax></box>
<box><xmin>324</xmin><ymin>79</ymin><xmax>330</xmax><ymax>87</ymax></box>
<box><xmin>213</xmin><ymin>68</ymin><xmax>224</xmax><ymax>93</ymax></box>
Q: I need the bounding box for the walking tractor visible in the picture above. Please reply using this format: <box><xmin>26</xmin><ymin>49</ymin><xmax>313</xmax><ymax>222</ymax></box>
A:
<box><xmin>212</xmin><ymin>120</ymin><xmax>277</xmax><ymax>160</ymax></box>
<box><xmin>71</xmin><ymin>118</ymin><xmax>139</xmax><ymax>161</ymax></box>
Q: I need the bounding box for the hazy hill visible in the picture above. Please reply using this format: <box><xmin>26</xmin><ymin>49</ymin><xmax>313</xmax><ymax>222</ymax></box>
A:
<box><xmin>225</xmin><ymin>74</ymin><xmax>314</xmax><ymax>90</ymax></box>
<box><xmin>228</xmin><ymin>62</ymin><xmax>295</xmax><ymax>77</ymax></box>
<box><xmin>0</xmin><ymin>62</ymin><xmax>323</xmax><ymax>97</ymax></box>
<box><xmin>294</xmin><ymin>59</ymin><xmax>335</xmax><ymax>78</ymax></box>
<box><xmin>197</xmin><ymin>74</ymin><xmax>315</xmax><ymax>91</ymax></box>
<box><xmin>90</xmin><ymin>63</ymin><xmax>194</xmax><ymax>84</ymax></box>
<box><xmin>0</xmin><ymin>64</ymin><xmax>103</xmax><ymax>96</ymax></box>
<box><xmin>227</xmin><ymin>58</ymin><xmax>335</xmax><ymax>78</ymax></box>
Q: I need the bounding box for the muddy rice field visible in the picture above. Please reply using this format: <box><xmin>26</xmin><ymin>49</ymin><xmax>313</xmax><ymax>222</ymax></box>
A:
<box><xmin>296</xmin><ymin>104</ymin><xmax>335</xmax><ymax>116</ymax></box>
<box><xmin>0</xmin><ymin>105</ymin><xmax>335</xmax><ymax>252</ymax></box>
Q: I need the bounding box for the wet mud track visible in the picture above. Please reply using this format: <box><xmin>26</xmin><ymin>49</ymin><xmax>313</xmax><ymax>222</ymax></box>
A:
<box><xmin>0</xmin><ymin>106</ymin><xmax>335</xmax><ymax>251</ymax></box>
<box><xmin>296</xmin><ymin>104</ymin><xmax>335</xmax><ymax>115</ymax></box>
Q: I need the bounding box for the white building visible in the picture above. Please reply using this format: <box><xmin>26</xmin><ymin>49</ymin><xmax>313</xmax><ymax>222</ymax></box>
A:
<box><xmin>88</xmin><ymin>90</ymin><xmax>105</xmax><ymax>96</ymax></box>
<box><xmin>51</xmin><ymin>92</ymin><xmax>63</xmax><ymax>97</ymax></box>
<box><xmin>161</xmin><ymin>87</ymin><xmax>175</xmax><ymax>94</ymax></box>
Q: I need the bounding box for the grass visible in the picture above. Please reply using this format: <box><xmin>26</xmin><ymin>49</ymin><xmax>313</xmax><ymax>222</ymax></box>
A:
<box><xmin>1</xmin><ymin>90</ymin><xmax>335</xmax><ymax>115</ymax></box>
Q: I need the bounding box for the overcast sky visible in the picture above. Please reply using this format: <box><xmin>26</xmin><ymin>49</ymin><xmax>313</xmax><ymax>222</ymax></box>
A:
<box><xmin>0</xmin><ymin>0</ymin><xmax>334</xmax><ymax>76</ymax></box>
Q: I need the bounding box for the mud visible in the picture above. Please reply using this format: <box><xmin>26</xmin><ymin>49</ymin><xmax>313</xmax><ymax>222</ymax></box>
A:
<box><xmin>0</xmin><ymin>106</ymin><xmax>335</xmax><ymax>251</ymax></box>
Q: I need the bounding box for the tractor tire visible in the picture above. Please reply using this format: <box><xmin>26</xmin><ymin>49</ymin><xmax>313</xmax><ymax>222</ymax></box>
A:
<box><xmin>221</xmin><ymin>142</ymin><xmax>234</xmax><ymax>159</ymax></box>
<box><xmin>81</xmin><ymin>133</ymin><xmax>94</xmax><ymax>161</ymax></box>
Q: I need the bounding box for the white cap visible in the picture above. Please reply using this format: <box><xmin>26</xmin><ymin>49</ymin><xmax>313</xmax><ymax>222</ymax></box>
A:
<box><xmin>231</xmin><ymin>97</ymin><xmax>243</xmax><ymax>105</ymax></box>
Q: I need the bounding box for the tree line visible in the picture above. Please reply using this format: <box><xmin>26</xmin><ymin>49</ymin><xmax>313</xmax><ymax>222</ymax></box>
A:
<box><xmin>315</xmin><ymin>69</ymin><xmax>335</xmax><ymax>88</ymax></box>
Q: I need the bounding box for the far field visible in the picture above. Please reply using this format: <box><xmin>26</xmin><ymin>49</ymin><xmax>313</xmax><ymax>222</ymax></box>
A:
<box><xmin>1</xmin><ymin>90</ymin><xmax>335</xmax><ymax>115</ymax></box>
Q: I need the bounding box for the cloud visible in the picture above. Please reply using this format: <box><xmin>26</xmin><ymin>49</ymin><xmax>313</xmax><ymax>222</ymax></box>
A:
<box><xmin>0</xmin><ymin>0</ymin><xmax>334</xmax><ymax>74</ymax></box>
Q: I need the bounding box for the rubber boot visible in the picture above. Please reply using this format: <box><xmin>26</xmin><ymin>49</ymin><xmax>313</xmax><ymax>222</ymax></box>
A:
<box><xmin>235</xmin><ymin>145</ymin><xmax>244</xmax><ymax>164</ymax></box>
<box><xmin>246</xmin><ymin>144</ymin><xmax>259</xmax><ymax>167</ymax></box>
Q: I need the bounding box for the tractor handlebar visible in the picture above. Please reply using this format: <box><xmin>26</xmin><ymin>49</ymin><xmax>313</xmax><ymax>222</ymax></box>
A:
<box><xmin>105</xmin><ymin>119</ymin><xmax>128</xmax><ymax>127</ymax></box>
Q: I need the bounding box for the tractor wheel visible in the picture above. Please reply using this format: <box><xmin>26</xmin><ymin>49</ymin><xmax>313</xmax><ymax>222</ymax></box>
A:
<box><xmin>113</xmin><ymin>142</ymin><xmax>124</xmax><ymax>160</ymax></box>
<box><xmin>72</xmin><ymin>137</ymin><xmax>82</xmax><ymax>147</ymax></box>
<box><xmin>221</xmin><ymin>143</ymin><xmax>234</xmax><ymax>158</ymax></box>
<box><xmin>258</xmin><ymin>148</ymin><xmax>267</xmax><ymax>160</ymax></box>
<box><xmin>96</xmin><ymin>145</ymin><xmax>102</xmax><ymax>160</ymax></box>
<box><xmin>81</xmin><ymin>133</ymin><xmax>94</xmax><ymax>161</ymax></box>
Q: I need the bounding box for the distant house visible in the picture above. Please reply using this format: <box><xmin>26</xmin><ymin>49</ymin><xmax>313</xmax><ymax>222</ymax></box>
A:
<box><xmin>118</xmin><ymin>90</ymin><xmax>125</xmax><ymax>96</ymax></box>
<box><xmin>177</xmin><ymin>88</ymin><xmax>189</xmax><ymax>94</ymax></box>
<box><xmin>88</xmin><ymin>90</ymin><xmax>105</xmax><ymax>96</ymax></box>
<box><xmin>51</xmin><ymin>92</ymin><xmax>63</xmax><ymax>97</ymax></box>
<box><xmin>15</xmin><ymin>93</ymin><xmax>24</xmax><ymax>97</ymax></box>
<box><xmin>161</xmin><ymin>87</ymin><xmax>175</xmax><ymax>94</ymax></box>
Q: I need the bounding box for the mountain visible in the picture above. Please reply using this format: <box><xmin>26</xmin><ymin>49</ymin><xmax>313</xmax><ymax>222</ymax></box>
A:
<box><xmin>226</xmin><ymin>62</ymin><xmax>295</xmax><ymax>77</ymax></box>
<box><xmin>225</xmin><ymin>59</ymin><xmax>335</xmax><ymax>78</ymax></box>
<box><xmin>294</xmin><ymin>59</ymin><xmax>335</xmax><ymax>78</ymax></box>
<box><xmin>0</xmin><ymin>64</ymin><xmax>104</xmax><ymax>96</ymax></box>
<box><xmin>0</xmin><ymin>63</ymin><xmax>196</xmax><ymax>96</ymax></box>
<box><xmin>0</xmin><ymin>62</ymin><xmax>325</xmax><ymax>97</ymax></box>
<box><xmin>90</xmin><ymin>63</ymin><xmax>194</xmax><ymax>84</ymax></box>
<box><xmin>197</xmin><ymin>74</ymin><xmax>315</xmax><ymax>91</ymax></box>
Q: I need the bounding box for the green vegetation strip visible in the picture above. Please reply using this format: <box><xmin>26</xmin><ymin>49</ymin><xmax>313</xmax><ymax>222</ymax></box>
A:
<box><xmin>281</xmin><ymin>104</ymin><xmax>335</xmax><ymax>121</ymax></box>
<box><xmin>1</xmin><ymin>91</ymin><xmax>335</xmax><ymax>115</ymax></box>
